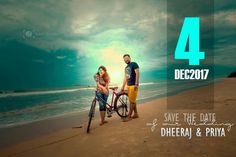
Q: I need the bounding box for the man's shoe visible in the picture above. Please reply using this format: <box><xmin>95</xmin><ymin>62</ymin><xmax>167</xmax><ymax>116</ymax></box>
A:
<box><xmin>131</xmin><ymin>114</ymin><xmax>139</xmax><ymax>119</ymax></box>
<box><xmin>122</xmin><ymin>116</ymin><xmax>132</xmax><ymax>122</ymax></box>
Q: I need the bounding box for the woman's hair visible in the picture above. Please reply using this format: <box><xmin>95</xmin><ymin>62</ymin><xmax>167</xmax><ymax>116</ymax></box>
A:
<box><xmin>96</xmin><ymin>65</ymin><xmax>110</xmax><ymax>83</ymax></box>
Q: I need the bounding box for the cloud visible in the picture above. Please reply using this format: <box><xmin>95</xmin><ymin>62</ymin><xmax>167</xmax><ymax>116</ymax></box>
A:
<box><xmin>213</xmin><ymin>9</ymin><xmax>236</xmax><ymax>67</ymax></box>
<box><xmin>0</xmin><ymin>0</ymin><xmax>235</xmax><ymax>85</ymax></box>
<box><xmin>0</xmin><ymin>0</ymin><xmax>168</xmax><ymax>73</ymax></box>
<box><xmin>215</xmin><ymin>10</ymin><xmax>236</xmax><ymax>27</ymax></box>
<box><xmin>56</xmin><ymin>55</ymin><xmax>66</xmax><ymax>59</ymax></box>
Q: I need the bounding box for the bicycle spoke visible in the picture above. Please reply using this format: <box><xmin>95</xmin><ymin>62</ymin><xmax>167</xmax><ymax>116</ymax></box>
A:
<box><xmin>122</xmin><ymin>97</ymin><xmax>125</xmax><ymax>116</ymax></box>
<box><xmin>123</xmin><ymin>95</ymin><xmax>126</xmax><ymax>116</ymax></box>
<box><xmin>118</xmin><ymin>97</ymin><xmax>127</xmax><ymax>107</ymax></box>
<box><xmin>125</xmin><ymin>96</ymin><xmax>128</xmax><ymax>113</ymax></box>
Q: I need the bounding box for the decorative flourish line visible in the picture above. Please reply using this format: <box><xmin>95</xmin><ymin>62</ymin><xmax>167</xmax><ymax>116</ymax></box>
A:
<box><xmin>146</xmin><ymin>118</ymin><xmax>158</xmax><ymax>132</ymax></box>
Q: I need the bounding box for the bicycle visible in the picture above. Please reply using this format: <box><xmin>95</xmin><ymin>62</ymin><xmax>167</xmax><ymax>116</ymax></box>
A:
<box><xmin>87</xmin><ymin>86</ymin><xmax>130</xmax><ymax>133</ymax></box>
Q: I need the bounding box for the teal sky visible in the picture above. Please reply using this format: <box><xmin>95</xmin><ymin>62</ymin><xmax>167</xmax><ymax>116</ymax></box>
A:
<box><xmin>0</xmin><ymin>0</ymin><xmax>235</xmax><ymax>90</ymax></box>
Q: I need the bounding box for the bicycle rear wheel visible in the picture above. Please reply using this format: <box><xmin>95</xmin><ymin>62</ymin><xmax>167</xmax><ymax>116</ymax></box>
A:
<box><xmin>114</xmin><ymin>92</ymin><xmax>130</xmax><ymax>118</ymax></box>
<box><xmin>87</xmin><ymin>98</ymin><xmax>96</xmax><ymax>133</ymax></box>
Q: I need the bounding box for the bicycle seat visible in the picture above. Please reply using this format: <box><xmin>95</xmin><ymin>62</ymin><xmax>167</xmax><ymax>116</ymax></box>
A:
<box><xmin>109</xmin><ymin>86</ymin><xmax>118</xmax><ymax>91</ymax></box>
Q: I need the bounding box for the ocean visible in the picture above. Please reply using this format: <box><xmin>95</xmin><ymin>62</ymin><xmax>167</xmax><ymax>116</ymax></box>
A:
<box><xmin>0</xmin><ymin>80</ymin><xmax>215</xmax><ymax>128</ymax></box>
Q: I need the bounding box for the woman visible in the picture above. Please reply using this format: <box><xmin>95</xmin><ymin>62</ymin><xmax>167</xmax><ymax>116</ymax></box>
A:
<box><xmin>94</xmin><ymin>66</ymin><xmax>110</xmax><ymax>125</ymax></box>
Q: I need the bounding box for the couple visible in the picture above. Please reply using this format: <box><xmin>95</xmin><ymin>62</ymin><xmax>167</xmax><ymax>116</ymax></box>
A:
<box><xmin>94</xmin><ymin>54</ymin><xmax>140</xmax><ymax>125</ymax></box>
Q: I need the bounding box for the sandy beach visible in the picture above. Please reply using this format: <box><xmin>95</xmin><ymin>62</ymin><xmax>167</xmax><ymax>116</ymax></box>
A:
<box><xmin>0</xmin><ymin>78</ymin><xmax>235</xmax><ymax>157</ymax></box>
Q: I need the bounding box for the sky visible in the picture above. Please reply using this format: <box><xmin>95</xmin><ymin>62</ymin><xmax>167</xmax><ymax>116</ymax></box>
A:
<box><xmin>0</xmin><ymin>0</ymin><xmax>235</xmax><ymax>90</ymax></box>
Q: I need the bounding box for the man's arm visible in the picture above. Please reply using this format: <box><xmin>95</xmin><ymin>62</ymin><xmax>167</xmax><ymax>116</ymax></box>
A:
<box><xmin>121</xmin><ymin>74</ymin><xmax>126</xmax><ymax>91</ymax></box>
<box><xmin>135</xmin><ymin>68</ymin><xmax>140</xmax><ymax>86</ymax></box>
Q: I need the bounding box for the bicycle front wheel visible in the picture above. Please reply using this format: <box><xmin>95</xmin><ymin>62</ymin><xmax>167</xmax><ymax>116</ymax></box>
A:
<box><xmin>87</xmin><ymin>98</ymin><xmax>96</xmax><ymax>133</ymax></box>
<box><xmin>114</xmin><ymin>92</ymin><xmax>130</xmax><ymax>118</ymax></box>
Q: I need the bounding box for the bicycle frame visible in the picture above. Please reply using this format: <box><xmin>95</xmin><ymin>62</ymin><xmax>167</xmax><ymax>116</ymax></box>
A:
<box><xmin>94</xmin><ymin>90</ymin><xmax>118</xmax><ymax>111</ymax></box>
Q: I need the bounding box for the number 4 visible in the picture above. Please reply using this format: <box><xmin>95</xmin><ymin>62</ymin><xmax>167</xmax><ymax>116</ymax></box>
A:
<box><xmin>174</xmin><ymin>17</ymin><xmax>205</xmax><ymax>65</ymax></box>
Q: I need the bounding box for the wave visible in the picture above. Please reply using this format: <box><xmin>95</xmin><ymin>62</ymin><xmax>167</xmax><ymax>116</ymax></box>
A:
<box><xmin>0</xmin><ymin>82</ymin><xmax>161</xmax><ymax>98</ymax></box>
<box><xmin>139</xmin><ymin>82</ymin><xmax>162</xmax><ymax>86</ymax></box>
<box><xmin>0</xmin><ymin>87</ymin><xmax>96</xmax><ymax>98</ymax></box>
<box><xmin>0</xmin><ymin>103</ymin><xmax>56</xmax><ymax>118</ymax></box>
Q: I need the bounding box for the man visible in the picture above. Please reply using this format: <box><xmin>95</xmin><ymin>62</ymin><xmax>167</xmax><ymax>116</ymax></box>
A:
<box><xmin>121</xmin><ymin>54</ymin><xmax>140</xmax><ymax>121</ymax></box>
